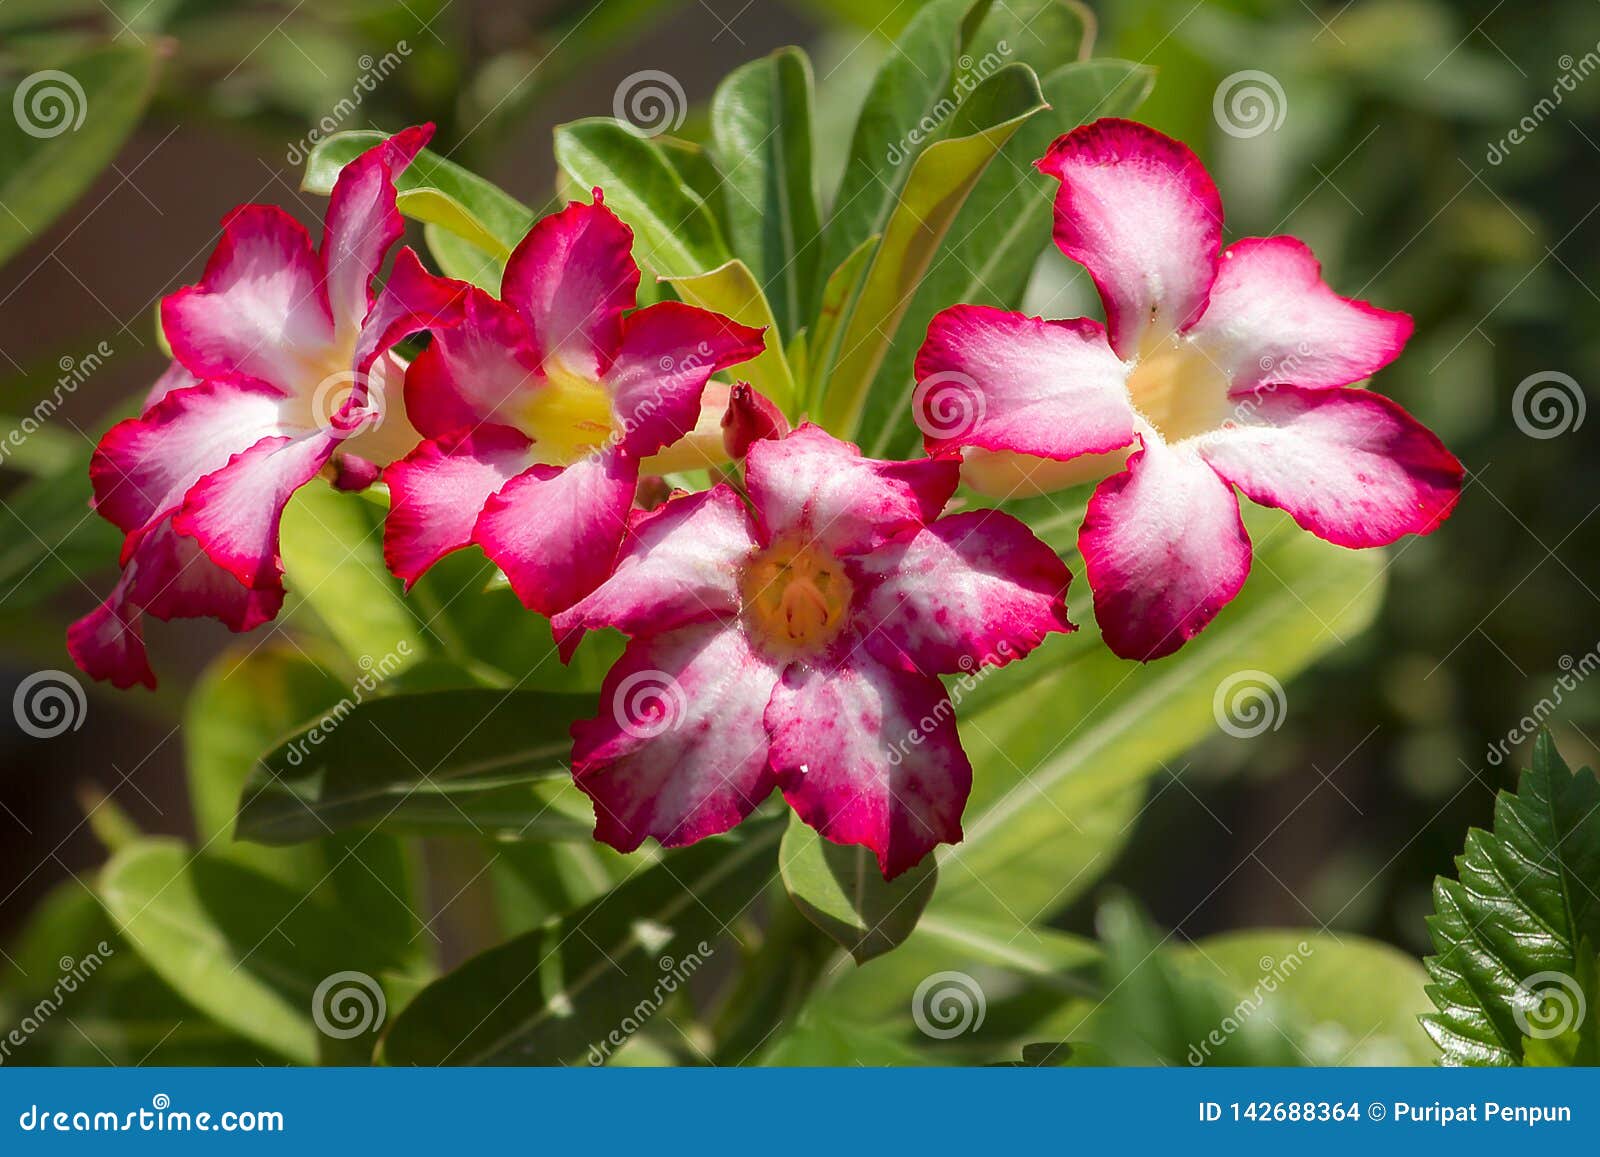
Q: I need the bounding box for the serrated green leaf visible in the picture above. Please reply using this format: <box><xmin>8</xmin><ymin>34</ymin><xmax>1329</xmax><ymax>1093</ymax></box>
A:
<box><xmin>1422</xmin><ymin>731</ymin><xmax>1600</xmax><ymax>1065</ymax></box>
<box><xmin>780</xmin><ymin>811</ymin><xmax>937</xmax><ymax>964</ymax></box>
<box><xmin>383</xmin><ymin>823</ymin><xmax>782</xmax><ymax>1065</ymax></box>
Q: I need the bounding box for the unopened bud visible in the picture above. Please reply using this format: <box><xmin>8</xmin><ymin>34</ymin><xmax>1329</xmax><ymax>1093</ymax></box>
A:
<box><xmin>720</xmin><ymin>382</ymin><xmax>787</xmax><ymax>459</ymax></box>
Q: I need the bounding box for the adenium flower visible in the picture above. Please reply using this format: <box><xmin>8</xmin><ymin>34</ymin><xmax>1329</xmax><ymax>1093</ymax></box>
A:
<box><xmin>552</xmin><ymin>424</ymin><xmax>1074</xmax><ymax>878</ymax></box>
<box><xmin>914</xmin><ymin>118</ymin><xmax>1463</xmax><ymax>662</ymax></box>
<box><xmin>384</xmin><ymin>193</ymin><xmax>768</xmax><ymax>615</ymax></box>
<box><xmin>68</xmin><ymin>125</ymin><xmax>463</xmax><ymax>688</ymax></box>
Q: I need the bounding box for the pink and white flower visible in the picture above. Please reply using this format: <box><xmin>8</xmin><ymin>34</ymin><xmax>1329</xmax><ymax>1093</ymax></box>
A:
<box><xmin>383</xmin><ymin>193</ymin><xmax>768</xmax><ymax>616</ymax></box>
<box><xmin>914</xmin><ymin>118</ymin><xmax>1463</xmax><ymax>661</ymax></box>
<box><xmin>552</xmin><ymin>425</ymin><xmax>1074</xmax><ymax>878</ymax></box>
<box><xmin>69</xmin><ymin>125</ymin><xmax>464</xmax><ymax>688</ymax></box>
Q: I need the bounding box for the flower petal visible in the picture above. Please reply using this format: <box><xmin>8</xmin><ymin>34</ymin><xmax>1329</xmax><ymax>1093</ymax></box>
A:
<box><xmin>144</xmin><ymin>360</ymin><xmax>199</xmax><ymax>409</ymax></box>
<box><xmin>171</xmin><ymin>431</ymin><xmax>341</xmax><ymax>589</ymax></box>
<box><xmin>767</xmin><ymin>655</ymin><xmax>971</xmax><ymax>879</ymax></box>
<box><xmin>1186</xmin><ymin>236</ymin><xmax>1413</xmax><ymax>391</ymax></box>
<box><xmin>552</xmin><ymin>484</ymin><xmax>758</xmax><ymax>657</ymax></box>
<box><xmin>382</xmin><ymin>425</ymin><xmax>534</xmax><ymax>589</ymax></box>
<box><xmin>403</xmin><ymin>287</ymin><xmax>539</xmax><ymax>439</ymax></box>
<box><xmin>161</xmin><ymin>205</ymin><xmax>336</xmax><ymax>391</ymax></box>
<box><xmin>130</xmin><ymin>519</ymin><xmax>284</xmax><ymax>630</ymax></box>
<box><xmin>1038</xmin><ymin>118</ymin><xmax>1222</xmax><ymax>359</ymax></box>
<box><xmin>472</xmin><ymin>444</ymin><xmax>637</xmax><ymax>615</ymax></box>
<box><xmin>500</xmin><ymin>194</ymin><xmax>639</xmax><ymax>381</ymax></box>
<box><xmin>744</xmin><ymin>424</ymin><xmax>958</xmax><ymax>556</ymax></box>
<box><xmin>322</xmin><ymin>124</ymin><xmax>431</xmax><ymax>341</ymax></box>
<box><xmin>350</xmin><ymin>246</ymin><xmax>470</xmax><ymax>376</ymax></box>
<box><xmin>1079</xmin><ymin>433</ymin><xmax>1251</xmax><ymax>661</ymax></box>
<box><xmin>605</xmin><ymin>302</ymin><xmax>767</xmax><ymax>458</ymax></box>
<box><xmin>90</xmin><ymin>381</ymin><xmax>290</xmax><ymax>540</ymax></box>
<box><xmin>859</xmin><ymin>509</ymin><xmax>1074</xmax><ymax>675</ymax></box>
<box><xmin>913</xmin><ymin>305</ymin><xmax>1134</xmax><ymax>460</ymax></box>
<box><xmin>572</xmin><ymin>622</ymin><xmax>782</xmax><ymax>852</ymax></box>
<box><xmin>1199</xmin><ymin>384</ymin><xmax>1462</xmax><ymax>547</ymax></box>
<box><xmin>67</xmin><ymin>586</ymin><xmax>154</xmax><ymax>691</ymax></box>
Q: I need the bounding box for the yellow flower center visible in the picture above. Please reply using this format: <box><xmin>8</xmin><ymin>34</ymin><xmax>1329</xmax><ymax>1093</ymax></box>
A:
<box><xmin>519</xmin><ymin>362</ymin><xmax>617</xmax><ymax>466</ymax></box>
<box><xmin>1125</xmin><ymin>336</ymin><xmax>1235</xmax><ymax>443</ymax></box>
<box><xmin>741</xmin><ymin>539</ymin><xmax>853</xmax><ymax>657</ymax></box>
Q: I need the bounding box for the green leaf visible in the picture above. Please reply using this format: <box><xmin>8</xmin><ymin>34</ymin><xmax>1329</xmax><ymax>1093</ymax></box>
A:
<box><xmin>1422</xmin><ymin>731</ymin><xmax>1600</xmax><ymax>1065</ymax></box>
<box><xmin>803</xmin><ymin>234</ymin><xmax>877</xmax><ymax>410</ymax></box>
<box><xmin>0</xmin><ymin>41</ymin><xmax>160</xmax><ymax>266</ymax></box>
<box><xmin>98</xmin><ymin>839</ymin><xmax>421</xmax><ymax>1064</ymax></box>
<box><xmin>235</xmin><ymin>688</ymin><xmax>591</xmax><ymax>846</ymax></box>
<box><xmin>861</xmin><ymin>59</ymin><xmax>1155</xmax><ymax>457</ymax></box>
<box><xmin>780</xmin><ymin>812</ymin><xmax>937</xmax><ymax>964</ymax></box>
<box><xmin>384</xmin><ymin>822</ymin><xmax>782</xmax><ymax>1065</ymax></box>
<box><xmin>934</xmin><ymin>521</ymin><xmax>1387</xmax><ymax>924</ymax></box>
<box><xmin>816</xmin><ymin>63</ymin><xmax>1046</xmax><ymax>436</ymax></box>
<box><xmin>710</xmin><ymin>47</ymin><xmax>823</xmax><ymax>340</ymax></box>
<box><xmin>423</xmin><ymin>222</ymin><xmax>504</xmax><ymax>292</ymax></box>
<box><xmin>1178</xmin><ymin>930</ymin><xmax>1436</xmax><ymax>1065</ymax></box>
<box><xmin>553</xmin><ymin>118</ymin><xmax>729</xmax><ymax>278</ymax></box>
<box><xmin>660</xmin><ymin>259</ymin><xmax>796</xmax><ymax>413</ymax></box>
<box><xmin>279</xmin><ymin>483</ymin><xmax>424</xmax><ymax>673</ymax></box>
<box><xmin>1521</xmin><ymin>947</ymin><xmax>1600</xmax><ymax>1066</ymax></box>
<box><xmin>301</xmin><ymin>131</ymin><xmax>536</xmax><ymax>259</ymax></box>
<box><xmin>0</xmin><ymin>450</ymin><xmax>119</xmax><ymax>609</ymax></box>
<box><xmin>761</xmin><ymin>1012</ymin><xmax>931</xmax><ymax>1065</ymax></box>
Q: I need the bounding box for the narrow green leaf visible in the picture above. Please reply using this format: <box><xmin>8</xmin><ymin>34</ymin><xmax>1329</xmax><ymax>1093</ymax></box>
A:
<box><xmin>423</xmin><ymin>222</ymin><xmax>504</xmax><ymax>292</ymax></box>
<box><xmin>711</xmin><ymin>47</ymin><xmax>823</xmax><ymax>339</ymax></box>
<box><xmin>1422</xmin><ymin>731</ymin><xmax>1600</xmax><ymax>1065</ymax></box>
<box><xmin>301</xmin><ymin>131</ymin><xmax>536</xmax><ymax>258</ymax></box>
<box><xmin>0</xmin><ymin>452</ymin><xmax>119</xmax><ymax>609</ymax></box>
<box><xmin>803</xmin><ymin>234</ymin><xmax>877</xmax><ymax>411</ymax></box>
<box><xmin>780</xmin><ymin>812</ymin><xmax>937</xmax><ymax>964</ymax></box>
<box><xmin>384</xmin><ymin>823</ymin><xmax>782</xmax><ymax>1065</ymax></box>
<box><xmin>98</xmin><ymin>840</ymin><xmax>419</xmax><ymax>1064</ymax></box>
<box><xmin>0</xmin><ymin>41</ymin><xmax>160</xmax><ymax>266</ymax></box>
<box><xmin>661</xmin><ymin>259</ymin><xmax>796</xmax><ymax>412</ymax></box>
<box><xmin>861</xmin><ymin>59</ymin><xmax>1155</xmax><ymax>457</ymax></box>
<box><xmin>817</xmin><ymin>64</ymin><xmax>1046</xmax><ymax>436</ymax></box>
<box><xmin>279</xmin><ymin>483</ymin><xmax>424</xmax><ymax>673</ymax></box>
<box><xmin>935</xmin><ymin>520</ymin><xmax>1387</xmax><ymax>922</ymax></box>
<box><xmin>235</xmin><ymin>688</ymin><xmax>590</xmax><ymax>846</ymax></box>
<box><xmin>553</xmin><ymin>118</ymin><xmax>729</xmax><ymax>277</ymax></box>
<box><xmin>761</xmin><ymin>1012</ymin><xmax>931</xmax><ymax>1065</ymax></box>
